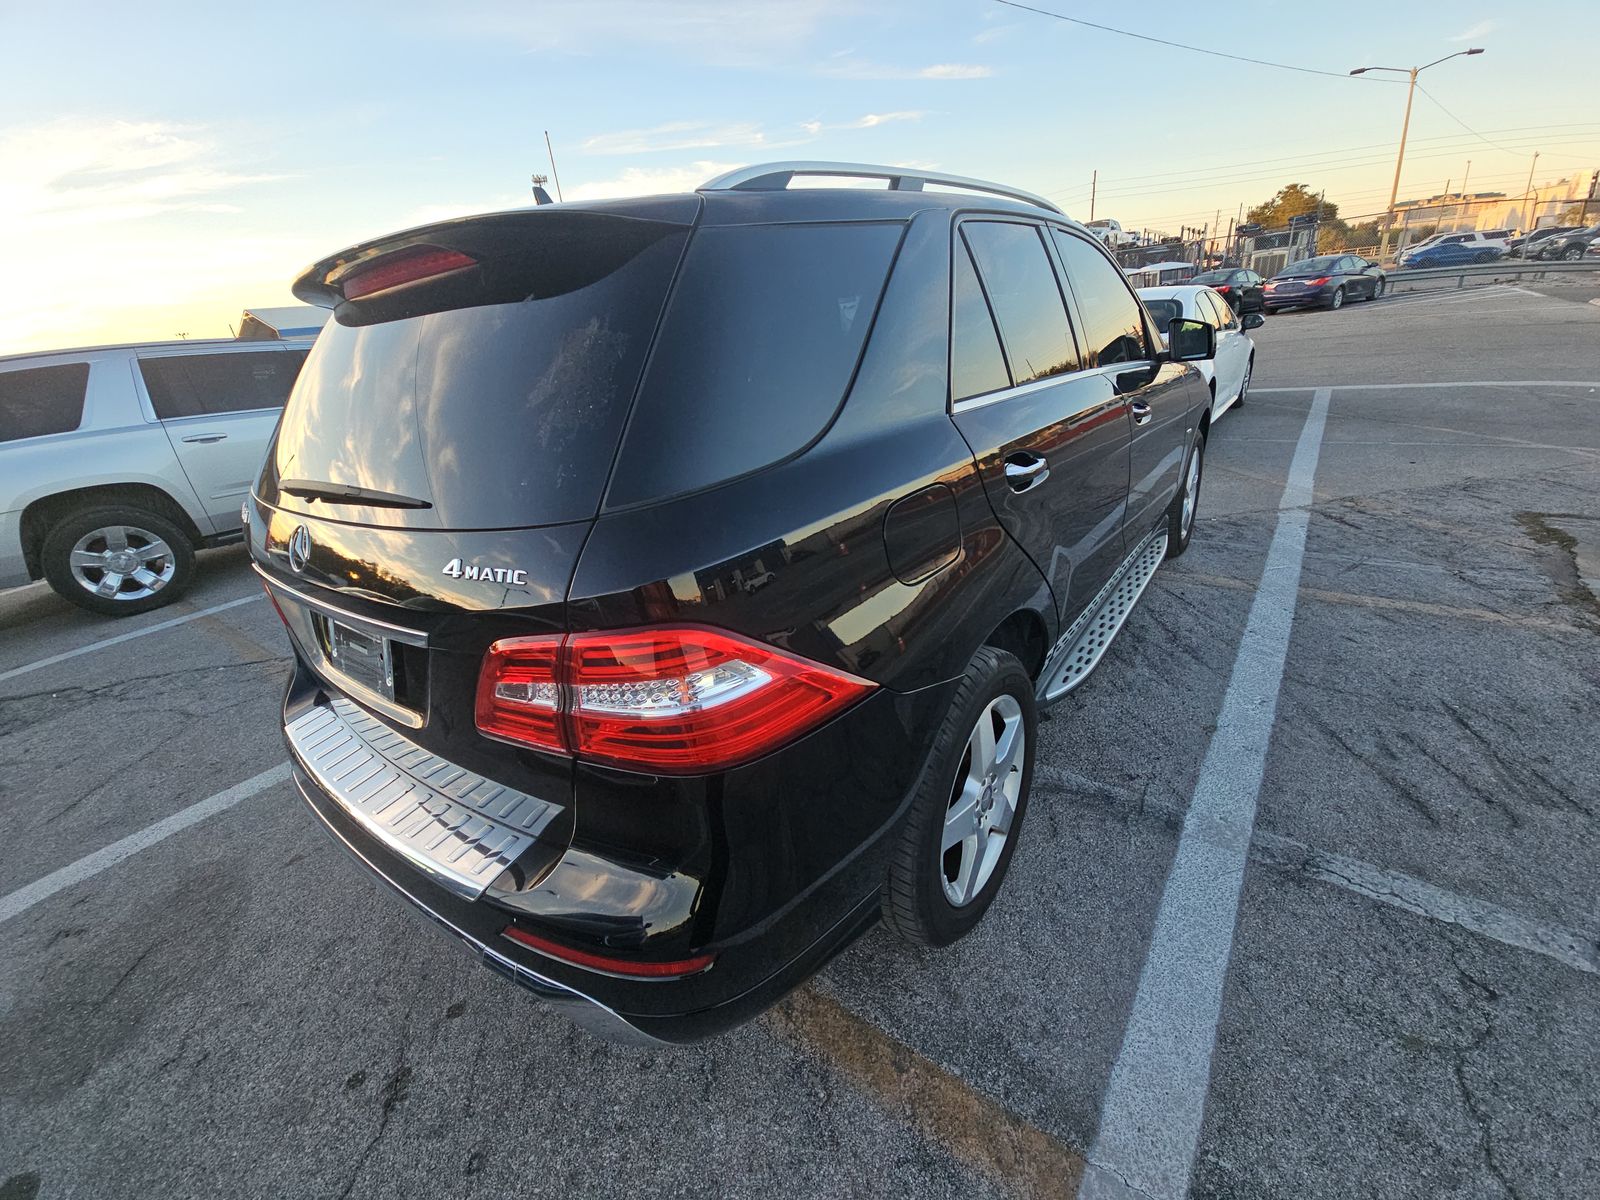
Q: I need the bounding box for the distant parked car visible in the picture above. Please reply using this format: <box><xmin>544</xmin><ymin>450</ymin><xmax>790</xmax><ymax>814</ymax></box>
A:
<box><xmin>1398</xmin><ymin>229</ymin><xmax>1511</xmax><ymax>267</ymax></box>
<box><xmin>1139</xmin><ymin>285</ymin><xmax>1262</xmax><ymax>422</ymax></box>
<box><xmin>1263</xmin><ymin>254</ymin><xmax>1387</xmax><ymax>312</ymax></box>
<box><xmin>1397</xmin><ymin>241</ymin><xmax>1504</xmax><ymax>269</ymax></box>
<box><xmin>1534</xmin><ymin>224</ymin><xmax>1600</xmax><ymax>260</ymax></box>
<box><xmin>0</xmin><ymin>339</ymin><xmax>308</xmax><ymax>615</ymax></box>
<box><xmin>1085</xmin><ymin>217</ymin><xmax>1138</xmax><ymax>248</ymax></box>
<box><xmin>1188</xmin><ymin>268</ymin><xmax>1266</xmax><ymax>314</ymax></box>
<box><xmin>1508</xmin><ymin>226</ymin><xmax>1581</xmax><ymax>258</ymax></box>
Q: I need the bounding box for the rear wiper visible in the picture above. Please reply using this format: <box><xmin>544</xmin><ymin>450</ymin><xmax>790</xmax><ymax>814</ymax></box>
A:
<box><xmin>278</xmin><ymin>478</ymin><xmax>432</xmax><ymax>509</ymax></box>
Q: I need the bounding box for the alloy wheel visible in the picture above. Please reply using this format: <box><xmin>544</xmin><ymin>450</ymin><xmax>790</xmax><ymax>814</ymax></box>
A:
<box><xmin>68</xmin><ymin>524</ymin><xmax>177</xmax><ymax>601</ymax></box>
<box><xmin>940</xmin><ymin>695</ymin><xmax>1025</xmax><ymax>907</ymax></box>
<box><xmin>1181</xmin><ymin>440</ymin><xmax>1203</xmax><ymax>537</ymax></box>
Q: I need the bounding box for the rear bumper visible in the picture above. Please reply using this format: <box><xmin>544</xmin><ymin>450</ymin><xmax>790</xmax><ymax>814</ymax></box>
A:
<box><xmin>283</xmin><ymin>659</ymin><xmax>952</xmax><ymax>1042</ymax></box>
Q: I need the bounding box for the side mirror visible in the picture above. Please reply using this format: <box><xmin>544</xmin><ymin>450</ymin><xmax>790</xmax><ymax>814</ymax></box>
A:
<box><xmin>1241</xmin><ymin>312</ymin><xmax>1265</xmax><ymax>331</ymax></box>
<box><xmin>1168</xmin><ymin>318</ymin><xmax>1216</xmax><ymax>362</ymax></box>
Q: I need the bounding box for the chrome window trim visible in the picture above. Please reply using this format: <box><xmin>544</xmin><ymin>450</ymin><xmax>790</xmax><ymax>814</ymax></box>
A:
<box><xmin>950</xmin><ymin>361</ymin><xmax>1147</xmax><ymax>415</ymax></box>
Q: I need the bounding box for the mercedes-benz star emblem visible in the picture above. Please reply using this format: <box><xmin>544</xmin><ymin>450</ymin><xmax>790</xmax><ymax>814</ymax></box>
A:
<box><xmin>287</xmin><ymin>524</ymin><xmax>312</xmax><ymax>573</ymax></box>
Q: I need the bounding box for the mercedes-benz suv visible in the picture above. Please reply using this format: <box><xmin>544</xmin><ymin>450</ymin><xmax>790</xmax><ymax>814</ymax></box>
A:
<box><xmin>251</xmin><ymin>162</ymin><xmax>1217</xmax><ymax>1042</ymax></box>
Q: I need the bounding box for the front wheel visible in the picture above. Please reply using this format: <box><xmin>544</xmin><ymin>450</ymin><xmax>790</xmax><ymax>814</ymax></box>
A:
<box><xmin>882</xmin><ymin>646</ymin><xmax>1036</xmax><ymax>948</ymax></box>
<box><xmin>40</xmin><ymin>506</ymin><xmax>195</xmax><ymax>617</ymax></box>
<box><xmin>1563</xmin><ymin>245</ymin><xmax>1585</xmax><ymax>261</ymax></box>
<box><xmin>1235</xmin><ymin>355</ymin><xmax>1252</xmax><ymax>407</ymax></box>
<box><xmin>1165</xmin><ymin>433</ymin><xmax>1204</xmax><ymax>558</ymax></box>
<box><xmin>1327</xmin><ymin>287</ymin><xmax>1345</xmax><ymax>310</ymax></box>
<box><xmin>1370</xmin><ymin>278</ymin><xmax>1386</xmax><ymax>300</ymax></box>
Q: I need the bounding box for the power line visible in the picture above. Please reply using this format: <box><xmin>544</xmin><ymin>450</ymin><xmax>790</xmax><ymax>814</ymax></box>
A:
<box><xmin>989</xmin><ymin>0</ymin><xmax>1395</xmax><ymax>81</ymax></box>
<box><xmin>1413</xmin><ymin>85</ymin><xmax>1521</xmax><ymax>155</ymax></box>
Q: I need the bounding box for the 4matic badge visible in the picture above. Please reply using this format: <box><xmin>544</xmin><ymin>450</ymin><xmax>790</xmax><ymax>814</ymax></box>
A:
<box><xmin>441</xmin><ymin>558</ymin><xmax>528</xmax><ymax>585</ymax></box>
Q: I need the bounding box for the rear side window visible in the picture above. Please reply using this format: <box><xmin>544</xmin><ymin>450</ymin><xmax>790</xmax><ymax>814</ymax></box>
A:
<box><xmin>606</xmin><ymin>222</ymin><xmax>902</xmax><ymax>509</ymax></box>
<box><xmin>141</xmin><ymin>351</ymin><xmax>307</xmax><ymax>419</ymax></box>
<box><xmin>1051</xmin><ymin>230</ymin><xmax>1150</xmax><ymax>367</ymax></box>
<box><xmin>0</xmin><ymin>362</ymin><xmax>89</xmax><ymax>443</ymax></box>
<box><xmin>950</xmin><ymin>238</ymin><xmax>1012</xmax><ymax>402</ymax></box>
<box><xmin>962</xmin><ymin>222</ymin><xmax>1079</xmax><ymax>386</ymax></box>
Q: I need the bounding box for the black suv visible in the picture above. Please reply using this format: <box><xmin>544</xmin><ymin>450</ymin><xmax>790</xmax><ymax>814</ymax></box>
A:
<box><xmin>251</xmin><ymin>163</ymin><xmax>1216</xmax><ymax>1042</ymax></box>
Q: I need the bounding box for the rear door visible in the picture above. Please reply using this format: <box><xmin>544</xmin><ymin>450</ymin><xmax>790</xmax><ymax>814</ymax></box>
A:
<box><xmin>138</xmin><ymin>347</ymin><xmax>306</xmax><ymax>531</ymax></box>
<box><xmin>947</xmin><ymin>219</ymin><xmax>1129</xmax><ymax>624</ymax></box>
<box><xmin>1051</xmin><ymin>228</ymin><xmax>1193</xmax><ymax>547</ymax></box>
<box><xmin>1199</xmin><ymin>290</ymin><xmax>1248</xmax><ymax>406</ymax></box>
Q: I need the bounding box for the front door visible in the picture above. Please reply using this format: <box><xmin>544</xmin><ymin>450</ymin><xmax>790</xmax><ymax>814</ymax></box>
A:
<box><xmin>947</xmin><ymin>220</ymin><xmax>1130</xmax><ymax>625</ymax></box>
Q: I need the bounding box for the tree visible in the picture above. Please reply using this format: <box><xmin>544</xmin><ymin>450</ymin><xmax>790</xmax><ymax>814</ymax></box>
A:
<box><xmin>1247</xmin><ymin>183</ymin><xmax>1340</xmax><ymax>228</ymax></box>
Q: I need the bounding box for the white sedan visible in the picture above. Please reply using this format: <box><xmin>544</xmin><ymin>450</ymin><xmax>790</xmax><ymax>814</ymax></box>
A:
<box><xmin>1137</xmin><ymin>284</ymin><xmax>1262</xmax><ymax>423</ymax></box>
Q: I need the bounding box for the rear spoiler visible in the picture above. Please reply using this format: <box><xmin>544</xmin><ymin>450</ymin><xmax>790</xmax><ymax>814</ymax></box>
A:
<box><xmin>291</xmin><ymin>199</ymin><xmax>701</xmax><ymax>325</ymax></box>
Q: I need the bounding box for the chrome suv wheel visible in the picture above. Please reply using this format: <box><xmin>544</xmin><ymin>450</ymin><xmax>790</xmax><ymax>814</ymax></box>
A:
<box><xmin>941</xmin><ymin>694</ymin><xmax>1025</xmax><ymax>907</ymax></box>
<box><xmin>41</xmin><ymin>504</ymin><xmax>196</xmax><ymax>617</ymax></box>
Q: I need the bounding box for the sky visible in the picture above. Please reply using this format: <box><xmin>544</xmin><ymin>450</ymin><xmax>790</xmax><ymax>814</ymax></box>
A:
<box><xmin>2</xmin><ymin>1</ymin><xmax>1596</xmax><ymax>353</ymax></box>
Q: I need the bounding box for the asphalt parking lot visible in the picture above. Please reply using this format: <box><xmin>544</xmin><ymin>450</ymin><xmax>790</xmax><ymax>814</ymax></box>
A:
<box><xmin>3</xmin><ymin>281</ymin><xmax>1598</xmax><ymax>1200</ymax></box>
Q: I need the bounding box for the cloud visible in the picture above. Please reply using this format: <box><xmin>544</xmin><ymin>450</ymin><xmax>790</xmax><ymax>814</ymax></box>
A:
<box><xmin>1450</xmin><ymin>19</ymin><xmax>1497</xmax><ymax>41</ymax></box>
<box><xmin>818</xmin><ymin>59</ymin><xmax>993</xmax><ymax>80</ymax></box>
<box><xmin>580</xmin><ymin>121</ymin><xmax>774</xmax><ymax>156</ymax></box>
<box><xmin>798</xmin><ymin>111</ymin><xmax>926</xmax><ymax>136</ymax></box>
<box><xmin>565</xmin><ymin>160</ymin><xmax>744</xmax><ymax>202</ymax></box>
<box><xmin>0</xmin><ymin>119</ymin><xmax>284</xmax><ymax>233</ymax></box>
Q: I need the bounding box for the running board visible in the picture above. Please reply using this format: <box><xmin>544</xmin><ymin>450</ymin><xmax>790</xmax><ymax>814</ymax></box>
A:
<box><xmin>1037</xmin><ymin>527</ymin><xmax>1168</xmax><ymax>704</ymax></box>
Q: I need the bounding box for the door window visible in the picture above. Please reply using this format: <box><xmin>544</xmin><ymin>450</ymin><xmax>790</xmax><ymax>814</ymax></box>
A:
<box><xmin>950</xmin><ymin>237</ymin><xmax>1013</xmax><ymax>403</ymax></box>
<box><xmin>140</xmin><ymin>350</ymin><xmax>307</xmax><ymax>419</ymax></box>
<box><xmin>1049</xmin><ymin>229</ymin><xmax>1150</xmax><ymax>368</ymax></box>
<box><xmin>962</xmin><ymin>222</ymin><xmax>1080</xmax><ymax>386</ymax></box>
<box><xmin>0</xmin><ymin>361</ymin><xmax>89</xmax><ymax>443</ymax></box>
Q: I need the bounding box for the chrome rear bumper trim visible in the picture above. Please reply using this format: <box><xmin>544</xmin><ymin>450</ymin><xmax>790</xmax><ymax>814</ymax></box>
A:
<box><xmin>286</xmin><ymin>697</ymin><xmax>557</xmax><ymax>900</ymax></box>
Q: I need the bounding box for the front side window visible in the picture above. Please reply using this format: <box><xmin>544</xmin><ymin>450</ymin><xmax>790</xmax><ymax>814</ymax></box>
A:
<box><xmin>0</xmin><ymin>361</ymin><xmax>89</xmax><ymax>443</ymax></box>
<box><xmin>141</xmin><ymin>350</ymin><xmax>307</xmax><ymax>419</ymax></box>
<box><xmin>962</xmin><ymin>222</ymin><xmax>1079</xmax><ymax>386</ymax></box>
<box><xmin>950</xmin><ymin>237</ymin><xmax>1012</xmax><ymax>403</ymax></box>
<box><xmin>1051</xmin><ymin>229</ymin><xmax>1150</xmax><ymax>367</ymax></box>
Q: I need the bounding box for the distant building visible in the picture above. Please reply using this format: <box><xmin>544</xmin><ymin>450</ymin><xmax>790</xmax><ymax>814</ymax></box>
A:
<box><xmin>237</xmin><ymin>306</ymin><xmax>328</xmax><ymax>341</ymax></box>
<box><xmin>1394</xmin><ymin>176</ymin><xmax>1590</xmax><ymax>235</ymax></box>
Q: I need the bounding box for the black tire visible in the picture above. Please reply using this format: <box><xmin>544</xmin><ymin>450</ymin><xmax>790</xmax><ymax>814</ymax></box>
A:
<box><xmin>1235</xmin><ymin>354</ymin><xmax>1252</xmax><ymax>407</ymax></box>
<box><xmin>1562</xmin><ymin>245</ymin><xmax>1584</xmax><ymax>261</ymax></box>
<box><xmin>1327</xmin><ymin>287</ymin><xmax>1345</xmax><ymax>310</ymax></box>
<box><xmin>1165</xmin><ymin>431</ymin><xmax>1205</xmax><ymax>559</ymax></box>
<box><xmin>41</xmin><ymin>505</ymin><xmax>195</xmax><ymax>617</ymax></box>
<box><xmin>882</xmin><ymin>646</ymin><xmax>1036</xmax><ymax>948</ymax></box>
<box><xmin>1369</xmin><ymin>278</ymin><xmax>1386</xmax><ymax>300</ymax></box>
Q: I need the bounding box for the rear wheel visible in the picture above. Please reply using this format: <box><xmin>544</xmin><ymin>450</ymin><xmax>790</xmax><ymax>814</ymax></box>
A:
<box><xmin>1165</xmin><ymin>432</ymin><xmax>1204</xmax><ymax>558</ymax></box>
<box><xmin>882</xmin><ymin>646</ymin><xmax>1036</xmax><ymax>947</ymax></box>
<box><xmin>1328</xmin><ymin>287</ymin><xmax>1345</xmax><ymax>310</ymax></box>
<box><xmin>40</xmin><ymin>506</ymin><xmax>194</xmax><ymax>616</ymax></box>
<box><xmin>1474</xmin><ymin>250</ymin><xmax>1494</xmax><ymax>264</ymax></box>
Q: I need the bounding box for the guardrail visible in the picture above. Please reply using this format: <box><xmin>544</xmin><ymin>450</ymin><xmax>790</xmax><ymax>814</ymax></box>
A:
<box><xmin>1387</xmin><ymin>258</ymin><xmax>1600</xmax><ymax>289</ymax></box>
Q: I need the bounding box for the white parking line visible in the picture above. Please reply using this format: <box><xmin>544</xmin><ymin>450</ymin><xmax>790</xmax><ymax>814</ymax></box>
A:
<box><xmin>1078</xmin><ymin>387</ymin><xmax>1331</xmax><ymax>1200</ymax></box>
<box><xmin>0</xmin><ymin>593</ymin><xmax>263</xmax><ymax>685</ymax></box>
<box><xmin>0</xmin><ymin>762</ymin><xmax>290</xmax><ymax>926</ymax></box>
<box><xmin>1254</xmin><ymin>380</ymin><xmax>1600</xmax><ymax>393</ymax></box>
<box><xmin>1253</xmin><ymin>832</ymin><xmax>1600</xmax><ymax>977</ymax></box>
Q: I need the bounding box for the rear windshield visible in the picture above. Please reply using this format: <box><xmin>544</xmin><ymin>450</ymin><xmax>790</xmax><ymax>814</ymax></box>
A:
<box><xmin>0</xmin><ymin>362</ymin><xmax>89</xmax><ymax>443</ymax></box>
<box><xmin>1284</xmin><ymin>257</ymin><xmax>1340</xmax><ymax>274</ymax></box>
<box><xmin>605</xmin><ymin>221</ymin><xmax>903</xmax><ymax>509</ymax></box>
<box><xmin>1190</xmin><ymin>272</ymin><xmax>1229</xmax><ymax>285</ymax></box>
<box><xmin>268</xmin><ymin>229</ymin><xmax>687</xmax><ymax>529</ymax></box>
<box><xmin>1141</xmin><ymin>298</ymin><xmax>1182</xmax><ymax>327</ymax></box>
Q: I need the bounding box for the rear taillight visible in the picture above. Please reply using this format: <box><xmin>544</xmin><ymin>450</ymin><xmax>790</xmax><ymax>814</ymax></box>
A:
<box><xmin>337</xmin><ymin>244</ymin><xmax>477</xmax><ymax>300</ymax></box>
<box><xmin>1307</xmin><ymin>276</ymin><xmax>1331</xmax><ymax>286</ymax></box>
<box><xmin>1214</xmin><ymin>284</ymin><xmax>1231</xmax><ymax>293</ymax></box>
<box><xmin>475</xmin><ymin>626</ymin><xmax>873</xmax><ymax>774</ymax></box>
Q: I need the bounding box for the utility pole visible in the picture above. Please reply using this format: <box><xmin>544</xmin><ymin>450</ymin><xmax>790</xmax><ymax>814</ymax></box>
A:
<box><xmin>1523</xmin><ymin>151</ymin><xmax>1541</xmax><ymax>232</ymax></box>
<box><xmin>1462</xmin><ymin>159</ymin><xmax>1471</xmax><ymax>197</ymax></box>
<box><xmin>1581</xmin><ymin>169</ymin><xmax>1598</xmax><ymax>223</ymax></box>
<box><xmin>543</xmin><ymin>130</ymin><xmax>564</xmax><ymax>202</ymax></box>
<box><xmin>1090</xmin><ymin>170</ymin><xmax>1097</xmax><ymax>223</ymax></box>
<box><xmin>1352</xmin><ymin>48</ymin><xmax>1484</xmax><ymax>263</ymax></box>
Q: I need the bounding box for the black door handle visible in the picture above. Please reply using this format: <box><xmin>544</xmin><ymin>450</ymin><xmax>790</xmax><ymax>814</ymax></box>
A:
<box><xmin>1003</xmin><ymin>452</ymin><xmax>1049</xmax><ymax>492</ymax></box>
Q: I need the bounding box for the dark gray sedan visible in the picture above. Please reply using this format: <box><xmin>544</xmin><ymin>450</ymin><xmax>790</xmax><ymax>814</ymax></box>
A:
<box><xmin>1263</xmin><ymin>254</ymin><xmax>1387</xmax><ymax>312</ymax></box>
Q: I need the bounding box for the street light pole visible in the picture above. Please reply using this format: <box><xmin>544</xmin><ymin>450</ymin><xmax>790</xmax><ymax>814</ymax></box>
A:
<box><xmin>1352</xmin><ymin>48</ymin><xmax>1484</xmax><ymax>264</ymax></box>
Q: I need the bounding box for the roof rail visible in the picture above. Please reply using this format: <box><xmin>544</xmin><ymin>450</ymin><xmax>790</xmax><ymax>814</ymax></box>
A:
<box><xmin>699</xmin><ymin>161</ymin><xmax>1064</xmax><ymax>216</ymax></box>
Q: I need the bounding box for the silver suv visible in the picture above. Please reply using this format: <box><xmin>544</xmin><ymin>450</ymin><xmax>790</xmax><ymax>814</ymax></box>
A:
<box><xmin>0</xmin><ymin>338</ymin><xmax>308</xmax><ymax>615</ymax></box>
